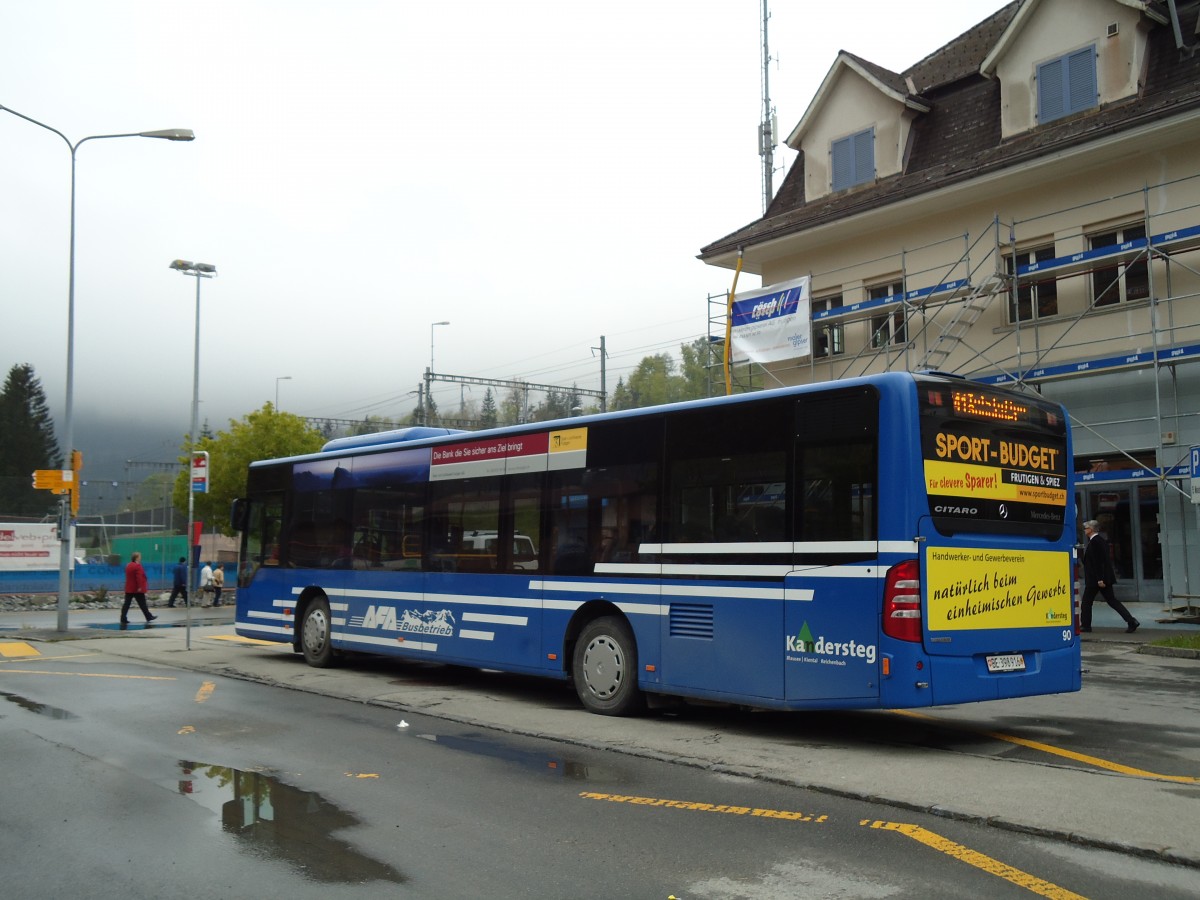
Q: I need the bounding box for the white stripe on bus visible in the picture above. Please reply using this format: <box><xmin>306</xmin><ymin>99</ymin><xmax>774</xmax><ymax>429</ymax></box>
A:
<box><xmin>636</xmin><ymin>540</ymin><xmax>918</xmax><ymax>555</ymax></box>
<box><xmin>332</xmin><ymin>632</ymin><xmax>438</xmax><ymax>652</ymax></box>
<box><xmin>462</xmin><ymin>612</ymin><xmax>528</xmax><ymax>626</ymax></box>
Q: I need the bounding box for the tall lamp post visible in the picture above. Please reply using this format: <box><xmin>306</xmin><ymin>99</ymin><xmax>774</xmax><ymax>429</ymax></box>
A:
<box><xmin>427</xmin><ymin>320</ymin><xmax>449</xmax><ymax>425</ymax></box>
<box><xmin>0</xmin><ymin>104</ymin><xmax>193</xmax><ymax>632</ymax></box>
<box><xmin>170</xmin><ymin>259</ymin><xmax>216</xmax><ymax>649</ymax></box>
<box><xmin>275</xmin><ymin>375</ymin><xmax>292</xmax><ymax>410</ymax></box>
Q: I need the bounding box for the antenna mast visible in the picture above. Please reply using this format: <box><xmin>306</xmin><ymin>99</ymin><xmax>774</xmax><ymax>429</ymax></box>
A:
<box><xmin>758</xmin><ymin>0</ymin><xmax>776</xmax><ymax>214</ymax></box>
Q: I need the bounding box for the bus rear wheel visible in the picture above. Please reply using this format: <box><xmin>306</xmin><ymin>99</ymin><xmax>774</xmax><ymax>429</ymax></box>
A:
<box><xmin>572</xmin><ymin>616</ymin><xmax>644</xmax><ymax>716</ymax></box>
<box><xmin>301</xmin><ymin>597</ymin><xmax>337</xmax><ymax>668</ymax></box>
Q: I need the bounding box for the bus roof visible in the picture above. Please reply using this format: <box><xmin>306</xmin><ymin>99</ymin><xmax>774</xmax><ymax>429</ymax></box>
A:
<box><xmin>247</xmin><ymin>371</ymin><xmax>1039</xmax><ymax>470</ymax></box>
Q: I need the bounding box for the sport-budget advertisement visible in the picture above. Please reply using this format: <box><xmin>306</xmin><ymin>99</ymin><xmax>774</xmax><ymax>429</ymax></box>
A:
<box><xmin>922</xmin><ymin>421</ymin><xmax>1068</xmax><ymax>533</ymax></box>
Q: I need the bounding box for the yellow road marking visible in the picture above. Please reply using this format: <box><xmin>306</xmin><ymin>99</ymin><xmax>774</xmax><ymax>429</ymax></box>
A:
<box><xmin>864</xmin><ymin>820</ymin><xmax>1086</xmax><ymax>899</ymax></box>
<box><xmin>178</xmin><ymin>725</ymin><xmax>196</xmax><ymax>734</ymax></box>
<box><xmin>580</xmin><ymin>791</ymin><xmax>827</xmax><ymax>823</ymax></box>
<box><xmin>345</xmin><ymin>772</ymin><xmax>380</xmax><ymax>779</ymax></box>
<box><xmin>0</xmin><ymin>642</ymin><xmax>41</xmax><ymax>658</ymax></box>
<box><xmin>195</xmin><ymin>681</ymin><xmax>215</xmax><ymax>703</ymax></box>
<box><xmin>892</xmin><ymin>709</ymin><xmax>1199</xmax><ymax>784</ymax></box>
<box><xmin>207</xmin><ymin>634</ymin><xmax>285</xmax><ymax>646</ymax></box>
<box><xmin>0</xmin><ymin>668</ymin><xmax>174</xmax><ymax>681</ymax></box>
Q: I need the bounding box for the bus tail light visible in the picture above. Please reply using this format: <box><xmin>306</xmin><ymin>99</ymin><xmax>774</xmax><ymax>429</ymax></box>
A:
<box><xmin>883</xmin><ymin>559</ymin><xmax>922</xmax><ymax>643</ymax></box>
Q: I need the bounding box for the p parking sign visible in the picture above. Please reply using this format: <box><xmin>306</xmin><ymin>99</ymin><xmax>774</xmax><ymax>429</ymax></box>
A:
<box><xmin>1191</xmin><ymin>446</ymin><xmax>1200</xmax><ymax>504</ymax></box>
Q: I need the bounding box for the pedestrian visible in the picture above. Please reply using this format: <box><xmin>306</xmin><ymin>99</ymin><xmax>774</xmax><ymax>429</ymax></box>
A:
<box><xmin>168</xmin><ymin>556</ymin><xmax>189</xmax><ymax>607</ymax></box>
<box><xmin>121</xmin><ymin>551</ymin><xmax>157</xmax><ymax>625</ymax></box>
<box><xmin>1080</xmin><ymin>519</ymin><xmax>1139</xmax><ymax>633</ymax></box>
<box><xmin>199</xmin><ymin>560</ymin><xmax>213</xmax><ymax>606</ymax></box>
<box><xmin>211</xmin><ymin>564</ymin><xmax>225</xmax><ymax>607</ymax></box>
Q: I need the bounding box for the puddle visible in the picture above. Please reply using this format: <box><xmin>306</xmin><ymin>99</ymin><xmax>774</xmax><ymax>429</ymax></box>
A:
<box><xmin>178</xmin><ymin>761</ymin><xmax>405</xmax><ymax>885</ymax></box>
<box><xmin>414</xmin><ymin>731</ymin><xmax>609</xmax><ymax>781</ymax></box>
<box><xmin>0</xmin><ymin>690</ymin><xmax>78</xmax><ymax>719</ymax></box>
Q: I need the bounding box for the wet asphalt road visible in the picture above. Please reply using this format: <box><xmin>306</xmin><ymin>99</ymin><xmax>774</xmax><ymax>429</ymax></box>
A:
<box><xmin>3</xmin><ymin>640</ymin><xmax>1199</xmax><ymax>899</ymax></box>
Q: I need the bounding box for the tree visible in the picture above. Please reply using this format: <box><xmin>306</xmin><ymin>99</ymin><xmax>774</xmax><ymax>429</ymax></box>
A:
<box><xmin>499</xmin><ymin>385</ymin><xmax>526</xmax><ymax>425</ymax></box>
<box><xmin>349</xmin><ymin>415</ymin><xmax>397</xmax><ymax>436</ymax></box>
<box><xmin>479</xmin><ymin>388</ymin><xmax>498</xmax><ymax>429</ymax></box>
<box><xmin>173</xmin><ymin>404</ymin><xmax>325</xmax><ymax>536</ymax></box>
<box><xmin>678</xmin><ymin>337</ymin><xmax>714</xmax><ymax>400</ymax></box>
<box><xmin>611</xmin><ymin>353</ymin><xmax>682</xmax><ymax>410</ymax></box>
<box><xmin>0</xmin><ymin>363</ymin><xmax>62</xmax><ymax>516</ymax></box>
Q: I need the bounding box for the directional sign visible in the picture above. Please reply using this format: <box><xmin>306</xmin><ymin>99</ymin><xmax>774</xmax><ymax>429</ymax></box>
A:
<box><xmin>32</xmin><ymin>469</ymin><xmax>70</xmax><ymax>492</ymax></box>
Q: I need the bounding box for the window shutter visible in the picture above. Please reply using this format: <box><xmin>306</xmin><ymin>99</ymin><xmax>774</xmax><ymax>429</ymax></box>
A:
<box><xmin>1038</xmin><ymin>46</ymin><xmax>1096</xmax><ymax>123</ymax></box>
<box><xmin>832</xmin><ymin>128</ymin><xmax>873</xmax><ymax>191</ymax></box>
<box><xmin>1066</xmin><ymin>46</ymin><xmax>1096</xmax><ymax>115</ymax></box>
<box><xmin>832</xmin><ymin>136</ymin><xmax>852</xmax><ymax>191</ymax></box>
<box><xmin>853</xmin><ymin>129</ymin><xmax>874</xmax><ymax>184</ymax></box>
<box><xmin>1038</xmin><ymin>57</ymin><xmax>1065</xmax><ymax>122</ymax></box>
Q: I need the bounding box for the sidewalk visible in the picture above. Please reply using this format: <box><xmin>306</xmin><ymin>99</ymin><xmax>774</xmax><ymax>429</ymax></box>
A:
<box><xmin>1079</xmin><ymin>599</ymin><xmax>1200</xmax><ymax>658</ymax></box>
<box><xmin>3</xmin><ymin>604</ymin><xmax>1198</xmax><ymax>868</ymax></box>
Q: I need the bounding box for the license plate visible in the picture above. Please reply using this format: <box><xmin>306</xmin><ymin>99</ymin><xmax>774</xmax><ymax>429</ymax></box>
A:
<box><xmin>986</xmin><ymin>653</ymin><xmax>1026</xmax><ymax>673</ymax></box>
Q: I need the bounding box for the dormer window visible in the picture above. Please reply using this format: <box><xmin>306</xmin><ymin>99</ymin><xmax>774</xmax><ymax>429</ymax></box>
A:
<box><xmin>1037</xmin><ymin>45</ymin><xmax>1097</xmax><ymax>124</ymax></box>
<box><xmin>831</xmin><ymin>127</ymin><xmax>875</xmax><ymax>191</ymax></box>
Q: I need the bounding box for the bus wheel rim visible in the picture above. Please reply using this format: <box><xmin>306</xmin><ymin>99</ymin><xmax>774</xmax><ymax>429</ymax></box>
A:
<box><xmin>304</xmin><ymin>608</ymin><xmax>328</xmax><ymax>654</ymax></box>
<box><xmin>583</xmin><ymin>636</ymin><xmax>623</xmax><ymax>699</ymax></box>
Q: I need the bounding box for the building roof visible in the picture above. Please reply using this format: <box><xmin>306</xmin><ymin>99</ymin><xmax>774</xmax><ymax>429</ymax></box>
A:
<box><xmin>702</xmin><ymin>0</ymin><xmax>1200</xmax><ymax>262</ymax></box>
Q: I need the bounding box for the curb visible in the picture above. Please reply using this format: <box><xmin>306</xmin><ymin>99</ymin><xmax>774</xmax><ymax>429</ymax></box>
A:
<box><xmin>1137</xmin><ymin>644</ymin><xmax>1200</xmax><ymax>660</ymax></box>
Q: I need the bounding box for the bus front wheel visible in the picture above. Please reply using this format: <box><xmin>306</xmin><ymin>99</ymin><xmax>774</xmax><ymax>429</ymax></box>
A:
<box><xmin>301</xmin><ymin>597</ymin><xmax>336</xmax><ymax>668</ymax></box>
<box><xmin>572</xmin><ymin>616</ymin><xmax>644</xmax><ymax>716</ymax></box>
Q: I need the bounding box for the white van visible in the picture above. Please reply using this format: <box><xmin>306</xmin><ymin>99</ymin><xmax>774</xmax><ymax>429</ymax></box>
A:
<box><xmin>462</xmin><ymin>530</ymin><xmax>538</xmax><ymax>570</ymax></box>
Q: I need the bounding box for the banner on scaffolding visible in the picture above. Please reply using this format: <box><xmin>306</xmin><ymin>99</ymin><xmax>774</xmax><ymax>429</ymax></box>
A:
<box><xmin>729</xmin><ymin>275</ymin><xmax>811</xmax><ymax>364</ymax></box>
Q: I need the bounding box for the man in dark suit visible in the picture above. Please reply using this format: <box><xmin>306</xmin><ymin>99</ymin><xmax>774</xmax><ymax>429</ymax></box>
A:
<box><xmin>1081</xmin><ymin>519</ymin><xmax>1139</xmax><ymax>633</ymax></box>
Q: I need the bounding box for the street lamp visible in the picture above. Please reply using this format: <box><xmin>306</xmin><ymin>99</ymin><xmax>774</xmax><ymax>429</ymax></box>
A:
<box><xmin>0</xmin><ymin>104</ymin><xmax>193</xmax><ymax>632</ymax></box>
<box><xmin>275</xmin><ymin>376</ymin><xmax>292</xmax><ymax>410</ymax></box>
<box><xmin>171</xmin><ymin>259</ymin><xmax>216</xmax><ymax>649</ymax></box>
<box><xmin>428</xmin><ymin>320</ymin><xmax>449</xmax><ymax>425</ymax></box>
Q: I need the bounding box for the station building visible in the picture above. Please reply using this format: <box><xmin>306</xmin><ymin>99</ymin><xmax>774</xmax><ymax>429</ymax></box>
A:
<box><xmin>700</xmin><ymin>0</ymin><xmax>1200</xmax><ymax>609</ymax></box>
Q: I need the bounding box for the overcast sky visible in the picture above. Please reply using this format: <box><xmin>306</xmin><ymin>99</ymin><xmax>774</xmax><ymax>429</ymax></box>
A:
<box><xmin>1</xmin><ymin>0</ymin><xmax>1004</xmax><ymax>474</ymax></box>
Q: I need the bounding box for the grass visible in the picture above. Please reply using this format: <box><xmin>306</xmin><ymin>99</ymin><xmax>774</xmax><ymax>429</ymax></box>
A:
<box><xmin>1151</xmin><ymin>633</ymin><xmax>1200</xmax><ymax>650</ymax></box>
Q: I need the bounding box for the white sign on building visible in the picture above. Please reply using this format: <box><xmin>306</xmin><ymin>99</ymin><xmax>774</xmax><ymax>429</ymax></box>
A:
<box><xmin>0</xmin><ymin>523</ymin><xmax>60</xmax><ymax>571</ymax></box>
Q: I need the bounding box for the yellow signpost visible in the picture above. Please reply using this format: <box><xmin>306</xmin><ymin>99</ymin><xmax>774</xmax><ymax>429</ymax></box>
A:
<box><xmin>32</xmin><ymin>451</ymin><xmax>82</xmax><ymax>515</ymax></box>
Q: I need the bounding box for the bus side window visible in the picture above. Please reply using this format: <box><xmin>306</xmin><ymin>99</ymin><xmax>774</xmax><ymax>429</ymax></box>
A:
<box><xmin>238</xmin><ymin>493</ymin><xmax>283</xmax><ymax>585</ymax></box>
<box><xmin>428</xmin><ymin>481</ymin><xmax>500</xmax><ymax>573</ymax></box>
<box><xmin>796</xmin><ymin>386</ymin><xmax>879</xmax><ymax>543</ymax></box>
<box><xmin>799</xmin><ymin>442</ymin><xmax>876</xmax><ymax>541</ymax></box>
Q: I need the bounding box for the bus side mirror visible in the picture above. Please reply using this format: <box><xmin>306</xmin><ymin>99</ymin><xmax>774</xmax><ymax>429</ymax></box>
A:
<box><xmin>231</xmin><ymin>498</ymin><xmax>249</xmax><ymax>532</ymax></box>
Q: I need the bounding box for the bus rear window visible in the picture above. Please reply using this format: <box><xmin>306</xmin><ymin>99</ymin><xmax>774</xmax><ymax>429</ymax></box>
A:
<box><xmin>919</xmin><ymin>383</ymin><xmax>1068</xmax><ymax>537</ymax></box>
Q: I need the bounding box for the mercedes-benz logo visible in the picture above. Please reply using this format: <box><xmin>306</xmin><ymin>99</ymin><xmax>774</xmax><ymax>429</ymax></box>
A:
<box><xmin>999</xmin><ymin>503</ymin><xmax>1009</xmax><ymax>518</ymax></box>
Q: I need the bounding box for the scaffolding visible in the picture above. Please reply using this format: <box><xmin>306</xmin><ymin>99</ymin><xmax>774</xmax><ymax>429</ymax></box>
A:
<box><xmin>712</xmin><ymin>171</ymin><xmax>1200</xmax><ymax>614</ymax></box>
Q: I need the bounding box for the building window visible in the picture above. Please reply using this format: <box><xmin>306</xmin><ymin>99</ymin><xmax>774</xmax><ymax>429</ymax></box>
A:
<box><xmin>869</xmin><ymin>282</ymin><xmax>906</xmax><ymax>349</ymax></box>
<box><xmin>812</xmin><ymin>294</ymin><xmax>844</xmax><ymax>358</ymax></box>
<box><xmin>831</xmin><ymin>128</ymin><xmax>874</xmax><ymax>191</ymax></box>
<box><xmin>1037</xmin><ymin>46</ymin><xmax>1097</xmax><ymax>124</ymax></box>
<box><xmin>1090</xmin><ymin>224</ymin><xmax>1149</xmax><ymax>307</ymax></box>
<box><xmin>1005</xmin><ymin>246</ymin><xmax>1059</xmax><ymax>322</ymax></box>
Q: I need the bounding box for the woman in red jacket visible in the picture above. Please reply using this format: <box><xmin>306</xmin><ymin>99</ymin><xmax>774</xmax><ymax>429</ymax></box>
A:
<box><xmin>121</xmin><ymin>551</ymin><xmax>157</xmax><ymax>625</ymax></box>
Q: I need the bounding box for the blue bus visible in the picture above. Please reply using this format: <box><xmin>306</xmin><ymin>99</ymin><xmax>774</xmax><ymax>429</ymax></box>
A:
<box><xmin>233</xmin><ymin>372</ymin><xmax>1079</xmax><ymax>715</ymax></box>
